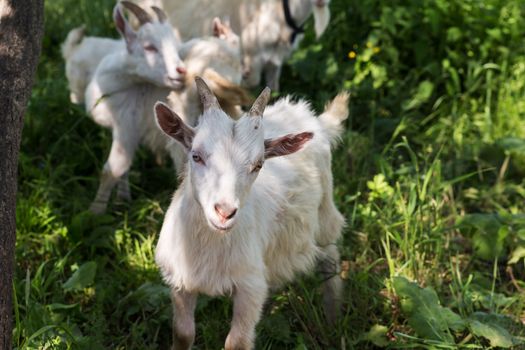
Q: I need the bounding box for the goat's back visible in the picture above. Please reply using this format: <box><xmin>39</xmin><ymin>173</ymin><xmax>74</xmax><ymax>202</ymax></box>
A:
<box><xmin>250</xmin><ymin>97</ymin><xmax>340</xmax><ymax>286</ymax></box>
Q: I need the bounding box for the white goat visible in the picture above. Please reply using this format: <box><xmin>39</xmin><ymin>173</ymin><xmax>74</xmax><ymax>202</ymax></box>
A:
<box><xmin>62</xmin><ymin>13</ymin><xmax>238</xmax><ymax>105</ymax></box>
<box><xmin>61</xmin><ymin>4</ymin><xmax>181</xmax><ymax>104</ymax></box>
<box><xmin>155</xmin><ymin>77</ymin><xmax>347</xmax><ymax>350</ymax></box>
<box><xmin>132</xmin><ymin>0</ymin><xmax>331</xmax><ymax>90</ymax></box>
<box><xmin>86</xmin><ymin>3</ymin><xmax>249</xmax><ymax>214</ymax></box>
<box><xmin>85</xmin><ymin>1</ymin><xmax>187</xmax><ymax>214</ymax></box>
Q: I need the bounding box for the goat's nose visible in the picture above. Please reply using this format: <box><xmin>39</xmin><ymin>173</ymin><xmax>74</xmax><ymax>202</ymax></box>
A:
<box><xmin>176</xmin><ymin>66</ymin><xmax>187</xmax><ymax>75</ymax></box>
<box><xmin>214</xmin><ymin>203</ymin><xmax>237</xmax><ymax>222</ymax></box>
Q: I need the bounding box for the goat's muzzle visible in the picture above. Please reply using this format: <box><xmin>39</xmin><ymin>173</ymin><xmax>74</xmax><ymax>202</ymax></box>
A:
<box><xmin>214</xmin><ymin>203</ymin><xmax>238</xmax><ymax>224</ymax></box>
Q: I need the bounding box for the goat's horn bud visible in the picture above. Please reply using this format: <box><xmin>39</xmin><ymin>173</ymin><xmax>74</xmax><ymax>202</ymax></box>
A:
<box><xmin>249</xmin><ymin>87</ymin><xmax>271</xmax><ymax>117</ymax></box>
<box><xmin>151</xmin><ymin>6</ymin><xmax>167</xmax><ymax>23</ymax></box>
<box><xmin>195</xmin><ymin>76</ymin><xmax>220</xmax><ymax>111</ymax></box>
<box><xmin>120</xmin><ymin>1</ymin><xmax>152</xmax><ymax>26</ymax></box>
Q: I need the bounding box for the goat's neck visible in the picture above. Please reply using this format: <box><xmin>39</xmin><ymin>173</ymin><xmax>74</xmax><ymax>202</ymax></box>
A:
<box><xmin>288</xmin><ymin>0</ymin><xmax>313</xmax><ymax>26</ymax></box>
<box><xmin>93</xmin><ymin>52</ymin><xmax>144</xmax><ymax>96</ymax></box>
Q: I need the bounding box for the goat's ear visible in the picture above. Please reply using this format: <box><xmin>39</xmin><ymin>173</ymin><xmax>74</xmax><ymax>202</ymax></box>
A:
<box><xmin>264</xmin><ymin>132</ymin><xmax>313</xmax><ymax>159</ymax></box>
<box><xmin>154</xmin><ymin>102</ymin><xmax>195</xmax><ymax>151</ymax></box>
<box><xmin>212</xmin><ymin>17</ymin><xmax>227</xmax><ymax>38</ymax></box>
<box><xmin>113</xmin><ymin>4</ymin><xmax>136</xmax><ymax>52</ymax></box>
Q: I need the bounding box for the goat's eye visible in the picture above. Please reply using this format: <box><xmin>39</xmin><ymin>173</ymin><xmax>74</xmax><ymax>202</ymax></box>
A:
<box><xmin>192</xmin><ymin>154</ymin><xmax>204</xmax><ymax>164</ymax></box>
<box><xmin>251</xmin><ymin>160</ymin><xmax>263</xmax><ymax>173</ymax></box>
<box><xmin>144</xmin><ymin>44</ymin><xmax>158</xmax><ymax>53</ymax></box>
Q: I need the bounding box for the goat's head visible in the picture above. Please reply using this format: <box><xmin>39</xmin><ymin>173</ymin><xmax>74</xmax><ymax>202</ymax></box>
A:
<box><xmin>114</xmin><ymin>1</ymin><xmax>186</xmax><ymax>89</ymax></box>
<box><xmin>154</xmin><ymin>77</ymin><xmax>313</xmax><ymax>233</ymax></box>
<box><xmin>212</xmin><ymin>17</ymin><xmax>240</xmax><ymax>50</ymax></box>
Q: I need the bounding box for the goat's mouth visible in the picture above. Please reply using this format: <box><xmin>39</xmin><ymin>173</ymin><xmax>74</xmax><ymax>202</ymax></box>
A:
<box><xmin>167</xmin><ymin>77</ymin><xmax>185</xmax><ymax>90</ymax></box>
<box><xmin>210</xmin><ymin>220</ymin><xmax>234</xmax><ymax>233</ymax></box>
<box><xmin>315</xmin><ymin>0</ymin><xmax>327</xmax><ymax>7</ymax></box>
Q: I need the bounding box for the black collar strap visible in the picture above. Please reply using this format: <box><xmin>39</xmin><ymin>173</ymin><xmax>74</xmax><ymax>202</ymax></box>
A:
<box><xmin>282</xmin><ymin>0</ymin><xmax>305</xmax><ymax>44</ymax></box>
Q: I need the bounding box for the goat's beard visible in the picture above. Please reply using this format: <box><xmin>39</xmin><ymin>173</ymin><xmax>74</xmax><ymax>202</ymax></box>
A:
<box><xmin>313</xmin><ymin>5</ymin><xmax>330</xmax><ymax>39</ymax></box>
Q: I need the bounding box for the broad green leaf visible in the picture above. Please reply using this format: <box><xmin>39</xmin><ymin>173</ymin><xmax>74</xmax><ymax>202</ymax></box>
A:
<box><xmin>63</xmin><ymin>261</ymin><xmax>97</xmax><ymax>292</ymax></box>
<box><xmin>403</xmin><ymin>81</ymin><xmax>434</xmax><ymax>111</ymax></box>
<box><xmin>459</xmin><ymin>214</ymin><xmax>507</xmax><ymax>260</ymax></box>
<box><xmin>468</xmin><ymin>312</ymin><xmax>523</xmax><ymax>348</ymax></box>
<box><xmin>472</xmin><ymin>226</ymin><xmax>508</xmax><ymax>260</ymax></box>
<box><xmin>393</xmin><ymin>276</ymin><xmax>464</xmax><ymax>343</ymax></box>
<box><xmin>469</xmin><ymin>320</ymin><xmax>512</xmax><ymax>348</ymax></box>
<box><xmin>441</xmin><ymin>308</ymin><xmax>466</xmax><ymax>332</ymax></box>
<box><xmin>468</xmin><ymin>312</ymin><xmax>524</xmax><ymax>348</ymax></box>
<box><xmin>509</xmin><ymin>246</ymin><xmax>525</xmax><ymax>264</ymax></box>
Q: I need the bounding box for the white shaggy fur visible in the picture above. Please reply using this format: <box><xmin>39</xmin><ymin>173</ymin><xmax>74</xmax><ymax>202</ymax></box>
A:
<box><xmin>131</xmin><ymin>0</ymin><xmax>331</xmax><ymax>90</ymax></box>
<box><xmin>178</xmin><ymin>18</ymin><xmax>242</xmax><ymax>86</ymax></box>
<box><xmin>154</xmin><ymin>78</ymin><xmax>348</xmax><ymax>350</ymax></box>
<box><xmin>85</xmin><ymin>4</ymin><xmax>248</xmax><ymax>214</ymax></box>
<box><xmin>62</xmin><ymin>28</ymin><xmax>125</xmax><ymax>104</ymax></box>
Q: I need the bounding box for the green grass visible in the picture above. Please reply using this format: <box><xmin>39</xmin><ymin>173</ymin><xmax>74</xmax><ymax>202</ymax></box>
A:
<box><xmin>14</xmin><ymin>0</ymin><xmax>525</xmax><ymax>348</ymax></box>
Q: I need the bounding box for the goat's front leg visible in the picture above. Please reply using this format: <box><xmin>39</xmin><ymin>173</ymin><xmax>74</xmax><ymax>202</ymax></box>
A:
<box><xmin>89</xmin><ymin>136</ymin><xmax>137</xmax><ymax>214</ymax></box>
<box><xmin>116</xmin><ymin>171</ymin><xmax>131</xmax><ymax>203</ymax></box>
<box><xmin>171</xmin><ymin>289</ymin><xmax>197</xmax><ymax>350</ymax></box>
<box><xmin>225</xmin><ymin>278</ymin><xmax>268</xmax><ymax>350</ymax></box>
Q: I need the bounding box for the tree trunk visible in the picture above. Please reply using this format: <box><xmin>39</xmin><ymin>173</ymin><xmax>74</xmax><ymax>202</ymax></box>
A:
<box><xmin>0</xmin><ymin>1</ymin><xmax>44</xmax><ymax>348</ymax></box>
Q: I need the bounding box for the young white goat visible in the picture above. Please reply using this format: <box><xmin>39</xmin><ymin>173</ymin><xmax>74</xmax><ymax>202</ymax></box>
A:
<box><xmin>86</xmin><ymin>3</ymin><xmax>249</xmax><ymax>214</ymax></box>
<box><xmin>61</xmin><ymin>3</ymin><xmax>180</xmax><ymax>104</ymax></box>
<box><xmin>85</xmin><ymin>1</ymin><xmax>187</xmax><ymax>214</ymax></box>
<box><xmin>155</xmin><ymin>77</ymin><xmax>347</xmax><ymax>350</ymax></box>
<box><xmin>132</xmin><ymin>0</ymin><xmax>331</xmax><ymax>90</ymax></box>
<box><xmin>62</xmin><ymin>15</ymin><xmax>239</xmax><ymax>105</ymax></box>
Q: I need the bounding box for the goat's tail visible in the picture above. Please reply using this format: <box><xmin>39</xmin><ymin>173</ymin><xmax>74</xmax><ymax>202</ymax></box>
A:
<box><xmin>61</xmin><ymin>26</ymin><xmax>85</xmax><ymax>60</ymax></box>
<box><xmin>319</xmin><ymin>92</ymin><xmax>349</xmax><ymax>147</ymax></box>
